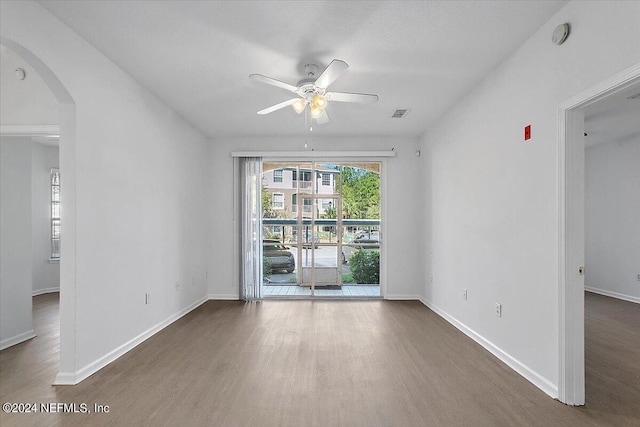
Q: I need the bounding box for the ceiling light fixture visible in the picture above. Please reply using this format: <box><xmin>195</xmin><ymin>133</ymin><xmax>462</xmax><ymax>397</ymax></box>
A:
<box><xmin>251</xmin><ymin>59</ymin><xmax>379</xmax><ymax>125</ymax></box>
<box><xmin>291</xmin><ymin>93</ymin><xmax>327</xmax><ymax>116</ymax></box>
<box><xmin>310</xmin><ymin>106</ymin><xmax>323</xmax><ymax>118</ymax></box>
<box><xmin>292</xmin><ymin>99</ymin><xmax>306</xmax><ymax>114</ymax></box>
<box><xmin>313</xmin><ymin>94</ymin><xmax>327</xmax><ymax>109</ymax></box>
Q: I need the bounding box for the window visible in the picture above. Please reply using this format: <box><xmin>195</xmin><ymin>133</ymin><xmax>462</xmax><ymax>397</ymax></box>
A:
<box><xmin>272</xmin><ymin>192</ymin><xmax>284</xmax><ymax>210</ymax></box>
<box><xmin>273</xmin><ymin>169</ymin><xmax>283</xmax><ymax>183</ymax></box>
<box><xmin>292</xmin><ymin>170</ymin><xmax>311</xmax><ymax>181</ymax></box>
<box><xmin>51</xmin><ymin>168</ymin><xmax>60</xmax><ymax>259</ymax></box>
<box><xmin>322</xmin><ymin>173</ymin><xmax>330</xmax><ymax>186</ymax></box>
<box><xmin>292</xmin><ymin>194</ymin><xmax>313</xmax><ymax>213</ymax></box>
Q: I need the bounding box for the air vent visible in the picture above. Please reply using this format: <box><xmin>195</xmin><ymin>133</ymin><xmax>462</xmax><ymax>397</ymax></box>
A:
<box><xmin>626</xmin><ymin>92</ymin><xmax>640</xmax><ymax>100</ymax></box>
<box><xmin>391</xmin><ymin>108</ymin><xmax>410</xmax><ymax>118</ymax></box>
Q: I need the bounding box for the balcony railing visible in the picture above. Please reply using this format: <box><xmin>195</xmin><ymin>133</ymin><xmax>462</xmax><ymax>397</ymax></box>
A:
<box><xmin>293</xmin><ymin>180</ymin><xmax>312</xmax><ymax>189</ymax></box>
<box><xmin>263</xmin><ymin>218</ymin><xmax>380</xmax><ymax>227</ymax></box>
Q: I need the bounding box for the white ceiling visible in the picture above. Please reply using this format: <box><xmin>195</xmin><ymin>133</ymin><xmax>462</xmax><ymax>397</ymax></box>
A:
<box><xmin>39</xmin><ymin>0</ymin><xmax>567</xmax><ymax>139</ymax></box>
<box><xmin>584</xmin><ymin>83</ymin><xmax>640</xmax><ymax>147</ymax></box>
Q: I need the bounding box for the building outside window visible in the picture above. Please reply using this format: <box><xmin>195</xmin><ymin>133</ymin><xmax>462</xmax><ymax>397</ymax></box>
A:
<box><xmin>272</xmin><ymin>192</ymin><xmax>284</xmax><ymax>210</ymax></box>
<box><xmin>292</xmin><ymin>170</ymin><xmax>311</xmax><ymax>182</ymax></box>
<box><xmin>322</xmin><ymin>173</ymin><xmax>330</xmax><ymax>186</ymax></box>
<box><xmin>273</xmin><ymin>169</ymin><xmax>283</xmax><ymax>183</ymax></box>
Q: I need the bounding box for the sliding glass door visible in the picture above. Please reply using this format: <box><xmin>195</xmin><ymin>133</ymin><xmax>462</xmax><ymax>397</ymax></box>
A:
<box><xmin>261</xmin><ymin>161</ymin><xmax>381</xmax><ymax>298</ymax></box>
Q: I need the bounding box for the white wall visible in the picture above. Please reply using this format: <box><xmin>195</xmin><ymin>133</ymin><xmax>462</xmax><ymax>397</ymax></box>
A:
<box><xmin>420</xmin><ymin>0</ymin><xmax>640</xmax><ymax>397</ymax></box>
<box><xmin>0</xmin><ymin>137</ymin><xmax>34</xmax><ymax>349</ymax></box>
<box><xmin>209</xmin><ymin>136</ymin><xmax>424</xmax><ymax>299</ymax></box>
<box><xmin>31</xmin><ymin>142</ymin><xmax>60</xmax><ymax>295</ymax></box>
<box><xmin>0</xmin><ymin>44</ymin><xmax>58</xmax><ymax>125</ymax></box>
<box><xmin>1</xmin><ymin>0</ymin><xmax>211</xmax><ymax>380</ymax></box>
<box><xmin>0</xmin><ymin>138</ymin><xmax>60</xmax><ymax>349</ymax></box>
<box><xmin>585</xmin><ymin>137</ymin><xmax>640</xmax><ymax>302</ymax></box>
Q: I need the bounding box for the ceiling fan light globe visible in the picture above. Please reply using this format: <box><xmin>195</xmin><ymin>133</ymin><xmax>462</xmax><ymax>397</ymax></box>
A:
<box><xmin>310</xmin><ymin>106</ymin><xmax>322</xmax><ymax>118</ymax></box>
<box><xmin>292</xmin><ymin>99</ymin><xmax>306</xmax><ymax>114</ymax></box>
<box><xmin>312</xmin><ymin>94</ymin><xmax>327</xmax><ymax>110</ymax></box>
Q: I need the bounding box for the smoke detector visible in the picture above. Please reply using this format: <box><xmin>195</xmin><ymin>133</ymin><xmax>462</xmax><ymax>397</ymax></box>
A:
<box><xmin>552</xmin><ymin>23</ymin><xmax>570</xmax><ymax>45</ymax></box>
<box><xmin>15</xmin><ymin>68</ymin><xmax>26</xmax><ymax>80</ymax></box>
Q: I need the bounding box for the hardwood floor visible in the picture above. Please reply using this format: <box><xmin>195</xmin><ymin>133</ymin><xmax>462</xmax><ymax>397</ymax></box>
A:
<box><xmin>583</xmin><ymin>292</ymin><xmax>640</xmax><ymax>424</ymax></box>
<box><xmin>0</xmin><ymin>292</ymin><xmax>638</xmax><ymax>426</ymax></box>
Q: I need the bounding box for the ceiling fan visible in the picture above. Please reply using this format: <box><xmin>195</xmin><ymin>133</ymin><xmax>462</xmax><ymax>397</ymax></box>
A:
<box><xmin>249</xmin><ymin>59</ymin><xmax>378</xmax><ymax>125</ymax></box>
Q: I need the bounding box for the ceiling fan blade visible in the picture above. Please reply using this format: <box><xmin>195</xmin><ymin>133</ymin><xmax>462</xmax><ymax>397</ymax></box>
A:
<box><xmin>257</xmin><ymin>98</ymin><xmax>299</xmax><ymax>115</ymax></box>
<box><xmin>315</xmin><ymin>110</ymin><xmax>329</xmax><ymax>124</ymax></box>
<box><xmin>326</xmin><ymin>91</ymin><xmax>379</xmax><ymax>104</ymax></box>
<box><xmin>249</xmin><ymin>74</ymin><xmax>298</xmax><ymax>93</ymax></box>
<box><xmin>314</xmin><ymin>59</ymin><xmax>349</xmax><ymax>89</ymax></box>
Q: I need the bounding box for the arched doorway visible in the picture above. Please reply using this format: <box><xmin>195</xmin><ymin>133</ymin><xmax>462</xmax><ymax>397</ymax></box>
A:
<box><xmin>0</xmin><ymin>37</ymin><xmax>77</xmax><ymax>384</ymax></box>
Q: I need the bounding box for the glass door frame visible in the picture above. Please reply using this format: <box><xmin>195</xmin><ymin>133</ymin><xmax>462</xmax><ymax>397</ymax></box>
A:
<box><xmin>260</xmin><ymin>157</ymin><xmax>386</xmax><ymax>299</ymax></box>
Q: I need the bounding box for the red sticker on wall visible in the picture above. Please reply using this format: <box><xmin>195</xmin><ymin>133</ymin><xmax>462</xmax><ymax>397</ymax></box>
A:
<box><xmin>524</xmin><ymin>125</ymin><xmax>531</xmax><ymax>141</ymax></box>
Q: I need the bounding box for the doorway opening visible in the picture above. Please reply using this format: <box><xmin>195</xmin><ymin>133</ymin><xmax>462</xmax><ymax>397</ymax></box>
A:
<box><xmin>261</xmin><ymin>161</ymin><xmax>381</xmax><ymax>298</ymax></box>
<box><xmin>0</xmin><ymin>37</ymin><xmax>77</xmax><ymax>384</ymax></box>
<box><xmin>582</xmin><ymin>80</ymin><xmax>640</xmax><ymax>410</ymax></box>
<box><xmin>558</xmin><ymin>63</ymin><xmax>640</xmax><ymax>405</ymax></box>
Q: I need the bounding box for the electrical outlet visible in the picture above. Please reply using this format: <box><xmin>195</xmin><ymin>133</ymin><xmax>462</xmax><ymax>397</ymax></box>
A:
<box><xmin>175</xmin><ymin>281</ymin><xmax>180</xmax><ymax>291</ymax></box>
<box><xmin>145</xmin><ymin>292</ymin><xmax>151</xmax><ymax>305</ymax></box>
<box><xmin>463</xmin><ymin>289</ymin><xmax>468</xmax><ymax>301</ymax></box>
<box><xmin>495</xmin><ymin>303</ymin><xmax>502</xmax><ymax>317</ymax></box>
<box><xmin>430</xmin><ymin>276</ymin><xmax>433</xmax><ymax>284</ymax></box>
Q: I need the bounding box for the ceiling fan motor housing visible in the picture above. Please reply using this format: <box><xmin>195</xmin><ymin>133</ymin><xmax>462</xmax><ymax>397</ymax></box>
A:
<box><xmin>296</xmin><ymin>81</ymin><xmax>325</xmax><ymax>99</ymax></box>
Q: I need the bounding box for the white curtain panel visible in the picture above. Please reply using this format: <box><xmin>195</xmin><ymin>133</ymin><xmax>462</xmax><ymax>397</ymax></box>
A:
<box><xmin>240</xmin><ymin>157</ymin><xmax>263</xmax><ymax>301</ymax></box>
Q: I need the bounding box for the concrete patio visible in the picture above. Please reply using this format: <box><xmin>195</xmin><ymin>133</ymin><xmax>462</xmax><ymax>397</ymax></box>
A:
<box><xmin>263</xmin><ymin>284</ymin><xmax>380</xmax><ymax>297</ymax></box>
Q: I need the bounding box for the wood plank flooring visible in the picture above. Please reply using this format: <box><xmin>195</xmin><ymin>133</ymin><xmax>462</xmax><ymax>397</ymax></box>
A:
<box><xmin>0</xmin><ymin>292</ymin><xmax>638</xmax><ymax>426</ymax></box>
<box><xmin>583</xmin><ymin>292</ymin><xmax>640</xmax><ymax>424</ymax></box>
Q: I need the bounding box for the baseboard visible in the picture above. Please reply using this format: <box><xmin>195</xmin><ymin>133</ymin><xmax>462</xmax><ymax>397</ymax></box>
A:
<box><xmin>384</xmin><ymin>294</ymin><xmax>422</xmax><ymax>300</ymax></box>
<box><xmin>417</xmin><ymin>296</ymin><xmax>558</xmax><ymax>399</ymax></box>
<box><xmin>208</xmin><ymin>293</ymin><xmax>239</xmax><ymax>300</ymax></box>
<box><xmin>53</xmin><ymin>372</ymin><xmax>77</xmax><ymax>385</ymax></box>
<box><xmin>0</xmin><ymin>330</ymin><xmax>36</xmax><ymax>351</ymax></box>
<box><xmin>585</xmin><ymin>287</ymin><xmax>640</xmax><ymax>304</ymax></box>
<box><xmin>33</xmin><ymin>287</ymin><xmax>60</xmax><ymax>296</ymax></box>
<box><xmin>54</xmin><ymin>295</ymin><xmax>208</xmax><ymax>385</ymax></box>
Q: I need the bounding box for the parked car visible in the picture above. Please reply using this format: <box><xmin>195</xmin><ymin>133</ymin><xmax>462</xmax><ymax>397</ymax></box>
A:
<box><xmin>263</xmin><ymin>239</ymin><xmax>295</xmax><ymax>273</ymax></box>
<box><xmin>342</xmin><ymin>238</ymin><xmax>380</xmax><ymax>264</ymax></box>
<box><xmin>354</xmin><ymin>230</ymin><xmax>380</xmax><ymax>239</ymax></box>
